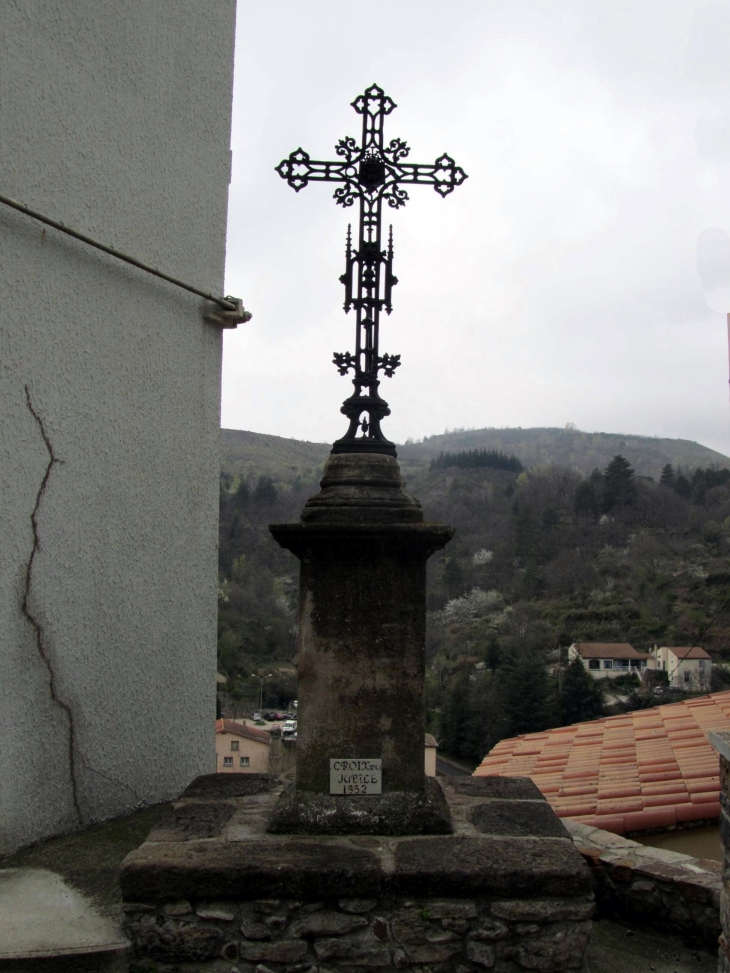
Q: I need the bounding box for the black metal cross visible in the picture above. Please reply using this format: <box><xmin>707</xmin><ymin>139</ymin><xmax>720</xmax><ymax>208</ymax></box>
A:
<box><xmin>276</xmin><ymin>83</ymin><xmax>467</xmax><ymax>456</ymax></box>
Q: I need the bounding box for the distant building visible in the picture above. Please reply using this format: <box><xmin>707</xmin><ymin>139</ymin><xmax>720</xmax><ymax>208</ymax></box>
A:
<box><xmin>425</xmin><ymin>733</ymin><xmax>438</xmax><ymax>777</ymax></box>
<box><xmin>215</xmin><ymin>720</ymin><xmax>271</xmax><ymax>773</ymax></box>
<box><xmin>653</xmin><ymin>646</ymin><xmax>712</xmax><ymax>692</ymax></box>
<box><xmin>569</xmin><ymin>642</ymin><xmax>652</xmax><ymax>680</ymax></box>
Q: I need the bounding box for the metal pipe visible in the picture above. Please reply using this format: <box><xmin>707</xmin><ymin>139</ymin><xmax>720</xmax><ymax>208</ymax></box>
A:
<box><xmin>0</xmin><ymin>190</ymin><xmax>237</xmax><ymax>311</ymax></box>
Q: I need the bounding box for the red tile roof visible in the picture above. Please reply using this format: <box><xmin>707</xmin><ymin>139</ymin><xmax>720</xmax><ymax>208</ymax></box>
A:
<box><xmin>663</xmin><ymin>646</ymin><xmax>711</xmax><ymax>661</ymax></box>
<box><xmin>572</xmin><ymin>642</ymin><xmax>651</xmax><ymax>660</ymax></box>
<box><xmin>473</xmin><ymin>691</ymin><xmax>730</xmax><ymax>835</ymax></box>
<box><xmin>216</xmin><ymin>719</ymin><xmax>271</xmax><ymax>745</ymax></box>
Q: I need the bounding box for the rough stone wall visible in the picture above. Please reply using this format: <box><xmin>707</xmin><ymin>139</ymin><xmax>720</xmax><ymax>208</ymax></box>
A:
<box><xmin>0</xmin><ymin>0</ymin><xmax>236</xmax><ymax>852</ymax></box>
<box><xmin>124</xmin><ymin>893</ymin><xmax>594</xmax><ymax>972</ymax></box>
<box><xmin>565</xmin><ymin>821</ymin><xmax>721</xmax><ymax>947</ymax></box>
<box><xmin>710</xmin><ymin>736</ymin><xmax>730</xmax><ymax>971</ymax></box>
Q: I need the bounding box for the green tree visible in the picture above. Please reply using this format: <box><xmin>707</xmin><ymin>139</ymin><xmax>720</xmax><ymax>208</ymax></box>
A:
<box><xmin>253</xmin><ymin>475</ymin><xmax>278</xmax><ymax>504</ymax></box>
<box><xmin>573</xmin><ymin>480</ymin><xmax>598</xmax><ymax>518</ymax></box>
<box><xmin>560</xmin><ymin>657</ymin><xmax>603</xmax><ymax>725</ymax></box>
<box><xmin>603</xmin><ymin>455</ymin><xmax>636</xmax><ymax>511</ymax></box>
<box><xmin>439</xmin><ymin>670</ymin><xmax>471</xmax><ymax>758</ymax></box>
<box><xmin>674</xmin><ymin>473</ymin><xmax>691</xmax><ymax>498</ymax></box>
<box><xmin>502</xmin><ymin>649</ymin><xmax>553</xmax><ymax>737</ymax></box>
<box><xmin>234</xmin><ymin>478</ymin><xmax>250</xmax><ymax>507</ymax></box>
<box><xmin>442</xmin><ymin>557</ymin><xmax>465</xmax><ymax>597</ymax></box>
<box><xmin>659</xmin><ymin>464</ymin><xmax>675</xmax><ymax>488</ymax></box>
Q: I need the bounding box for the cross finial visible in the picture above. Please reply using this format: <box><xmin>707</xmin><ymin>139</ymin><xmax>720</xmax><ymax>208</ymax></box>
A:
<box><xmin>276</xmin><ymin>85</ymin><xmax>467</xmax><ymax>456</ymax></box>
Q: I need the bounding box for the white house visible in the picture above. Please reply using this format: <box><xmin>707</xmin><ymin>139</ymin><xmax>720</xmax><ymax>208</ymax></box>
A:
<box><xmin>1</xmin><ymin>0</ymin><xmax>240</xmax><ymax>853</ymax></box>
<box><xmin>653</xmin><ymin>646</ymin><xmax>712</xmax><ymax>692</ymax></box>
<box><xmin>569</xmin><ymin>642</ymin><xmax>653</xmax><ymax>680</ymax></box>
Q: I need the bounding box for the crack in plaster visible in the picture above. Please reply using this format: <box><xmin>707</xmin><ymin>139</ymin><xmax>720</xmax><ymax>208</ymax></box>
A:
<box><xmin>22</xmin><ymin>387</ymin><xmax>145</xmax><ymax>820</ymax></box>
<box><xmin>21</xmin><ymin>384</ymin><xmax>82</xmax><ymax>824</ymax></box>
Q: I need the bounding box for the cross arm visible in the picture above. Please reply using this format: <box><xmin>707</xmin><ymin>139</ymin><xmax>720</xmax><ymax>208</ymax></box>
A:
<box><xmin>393</xmin><ymin>153</ymin><xmax>468</xmax><ymax>197</ymax></box>
<box><xmin>275</xmin><ymin>148</ymin><xmax>351</xmax><ymax>192</ymax></box>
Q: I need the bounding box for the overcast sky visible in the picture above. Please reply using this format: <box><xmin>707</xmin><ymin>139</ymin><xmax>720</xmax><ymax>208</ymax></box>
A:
<box><xmin>222</xmin><ymin>1</ymin><xmax>730</xmax><ymax>457</ymax></box>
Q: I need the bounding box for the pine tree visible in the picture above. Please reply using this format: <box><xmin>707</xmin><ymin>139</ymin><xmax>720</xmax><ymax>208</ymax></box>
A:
<box><xmin>560</xmin><ymin>657</ymin><xmax>603</xmax><ymax>725</ymax></box>
<box><xmin>574</xmin><ymin>481</ymin><xmax>598</xmax><ymax>518</ymax></box>
<box><xmin>502</xmin><ymin>649</ymin><xmax>552</xmax><ymax>737</ymax></box>
<box><xmin>603</xmin><ymin>455</ymin><xmax>636</xmax><ymax>511</ymax></box>
<box><xmin>253</xmin><ymin>475</ymin><xmax>277</xmax><ymax>504</ymax></box>
<box><xmin>439</xmin><ymin>670</ymin><xmax>471</xmax><ymax>759</ymax></box>
<box><xmin>234</xmin><ymin>477</ymin><xmax>250</xmax><ymax>507</ymax></box>
<box><xmin>659</xmin><ymin>464</ymin><xmax>675</xmax><ymax>488</ymax></box>
<box><xmin>674</xmin><ymin>474</ymin><xmax>691</xmax><ymax>498</ymax></box>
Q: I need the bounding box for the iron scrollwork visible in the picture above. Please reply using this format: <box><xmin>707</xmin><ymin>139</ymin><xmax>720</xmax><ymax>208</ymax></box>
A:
<box><xmin>276</xmin><ymin>83</ymin><xmax>467</xmax><ymax>456</ymax></box>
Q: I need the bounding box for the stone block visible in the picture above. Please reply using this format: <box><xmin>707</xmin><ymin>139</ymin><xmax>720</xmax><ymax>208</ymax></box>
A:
<box><xmin>404</xmin><ymin>941</ymin><xmax>463</xmax><ymax>962</ymax></box>
<box><xmin>163</xmin><ymin>900</ymin><xmax>192</xmax><ymax>916</ymax></box>
<box><xmin>500</xmin><ymin>920</ymin><xmax>591</xmax><ymax>972</ymax></box>
<box><xmin>470</xmin><ymin>800</ymin><xmax>569</xmax><ymax>839</ymax></box>
<box><xmin>239</xmin><ymin>939</ymin><xmax>309</xmax><ymax>963</ymax></box>
<box><xmin>466</xmin><ymin>940</ymin><xmax>496</xmax><ymax>967</ymax></box>
<box><xmin>241</xmin><ymin>918</ymin><xmax>272</xmax><ymax>940</ymax></box>
<box><xmin>121</xmin><ymin>840</ymin><xmax>384</xmax><ymax>901</ymax></box>
<box><xmin>148</xmin><ymin>803</ymin><xmax>236</xmax><ymax>841</ymax></box>
<box><xmin>490</xmin><ymin>898</ymin><xmax>594</xmax><ymax>923</ymax></box>
<box><xmin>339</xmin><ymin>898</ymin><xmax>378</xmax><ymax>913</ymax></box>
<box><xmin>468</xmin><ymin>919</ymin><xmax>509</xmax><ymax>941</ymax></box>
<box><xmin>290</xmin><ymin>912</ymin><xmax>369</xmax><ymax>937</ymax></box>
<box><xmin>181</xmin><ymin>773</ymin><xmax>279</xmax><ymax>800</ymax></box>
<box><xmin>314</xmin><ymin>931</ymin><xmax>391</xmax><ymax>966</ymax></box>
<box><xmin>196</xmin><ymin>905</ymin><xmax>236</xmax><ymax>922</ymax></box>
<box><xmin>391</xmin><ymin>912</ymin><xmax>429</xmax><ymax>944</ymax></box>
<box><xmin>426</xmin><ymin>900</ymin><xmax>478</xmax><ymax>919</ymax></box>
<box><xmin>452</xmin><ymin>777</ymin><xmax>546</xmax><ymax>801</ymax></box>
<box><xmin>393</xmin><ymin>836</ymin><xmax>592</xmax><ymax>898</ymax></box>
<box><xmin>267</xmin><ymin>779</ymin><xmax>453</xmax><ymax>836</ymax></box>
<box><xmin>133</xmin><ymin>918</ymin><xmax>224</xmax><ymax>962</ymax></box>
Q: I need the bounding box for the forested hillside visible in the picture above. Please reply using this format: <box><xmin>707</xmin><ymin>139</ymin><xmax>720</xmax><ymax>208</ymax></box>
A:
<box><xmin>218</xmin><ymin>427</ymin><xmax>730</xmax><ymax>764</ymax></box>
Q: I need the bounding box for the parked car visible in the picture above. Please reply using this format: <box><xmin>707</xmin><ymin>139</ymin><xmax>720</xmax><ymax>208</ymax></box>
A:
<box><xmin>252</xmin><ymin>712</ymin><xmax>261</xmax><ymax>721</ymax></box>
<box><xmin>274</xmin><ymin>711</ymin><xmax>287</xmax><ymax>721</ymax></box>
<box><xmin>263</xmin><ymin>711</ymin><xmax>277</xmax><ymax>721</ymax></box>
<box><xmin>282</xmin><ymin>720</ymin><xmax>297</xmax><ymax>736</ymax></box>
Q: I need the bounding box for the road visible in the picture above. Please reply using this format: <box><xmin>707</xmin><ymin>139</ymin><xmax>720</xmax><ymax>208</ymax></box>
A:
<box><xmin>436</xmin><ymin>755</ymin><xmax>472</xmax><ymax>776</ymax></box>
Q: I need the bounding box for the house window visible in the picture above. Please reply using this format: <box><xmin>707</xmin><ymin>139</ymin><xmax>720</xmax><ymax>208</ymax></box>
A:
<box><xmin>699</xmin><ymin>660</ymin><xmax>706</xmax><ymax>669</ymax></box>
<box><xmin>630</xmin><ymin>660</ymin><xmax>640</xmax><ymax>669</ymax></box>
<box><xmin>231</xmin><ymin>740</ymin><xmax>239</xmax><ymax>751</ymax></box>
<box><xmin>617</xmin><ymin>660</ymin><xmax>629</xmax><ymax>669</ymax></box>
<box><xmin>240</xmin><ymin>756</ymin><xmax>250</xmax><ymax>767</ymax></box>
<box><xmin>588</xmin><ymin>660</ymin><xmax>600</xmax><ymax>670</ymax></box>
<box><xmin>603</xmin><ymin>660</ymin><xmax>613</xmax><ymax>669</ymax></box>
<box><xmin>223</xmin><ymin>756</ymin><xmax>233</xmax><ymax>766</ymax></box>
<box><xmin>684</xmin><ymin>670</ymin><xmax>691</xmax><ymax>683</ymax></box>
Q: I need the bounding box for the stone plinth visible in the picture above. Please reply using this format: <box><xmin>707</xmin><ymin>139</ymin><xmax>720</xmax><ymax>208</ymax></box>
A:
<box><xmin>269</xmin><ymin>453</ymin><xmax>453</xmax><ymax>833</ymax></box>
<box><xmin>121</xmin><ymin>773</ymin><xmax>595</xmax><ymax>972</ymax></box>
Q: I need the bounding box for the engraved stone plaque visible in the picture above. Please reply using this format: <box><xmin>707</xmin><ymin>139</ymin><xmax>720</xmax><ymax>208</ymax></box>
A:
<box><xmin>329</xmin><ymin>759</ymin><xmax>382</xmax><ymax>795</ymax></box>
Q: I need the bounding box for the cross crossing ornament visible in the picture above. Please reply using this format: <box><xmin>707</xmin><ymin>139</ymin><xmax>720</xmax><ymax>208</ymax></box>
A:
<box><xmin>276</xmin><ymin>83</ymin><xmax>467</xmax><ymax>455</ymax></box>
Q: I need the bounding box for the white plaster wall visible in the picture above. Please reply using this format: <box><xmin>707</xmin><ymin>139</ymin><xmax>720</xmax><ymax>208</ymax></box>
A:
<box><xmin>0</xmin><ymin>0</ymin><xmax>237</xmax><ymax>853</ymax></box>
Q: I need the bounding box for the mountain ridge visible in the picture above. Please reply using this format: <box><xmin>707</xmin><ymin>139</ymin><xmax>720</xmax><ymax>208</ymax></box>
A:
<box><xmin>221</xmin><ymin>425</ymin><xmax>730</xmax><ymax>483</ymax></box>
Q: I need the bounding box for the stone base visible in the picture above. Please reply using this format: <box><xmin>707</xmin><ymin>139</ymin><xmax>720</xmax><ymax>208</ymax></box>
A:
<box><xmin>121</xmin><ymin>774</ymin><xmax>594</xmax><ymax>972</ymax></box>
<box><xmin>266</xmin><ymin>777</ymin><xmax>453</xmax><ymax>836</ymax></box>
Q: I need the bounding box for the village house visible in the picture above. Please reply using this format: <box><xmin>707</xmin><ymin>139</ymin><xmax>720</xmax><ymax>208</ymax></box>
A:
<box><xmin>215</xmin><ymin>719</ymin><xmax>271</xmax><ymax>773</ymax></box>
<box><xmin>425</xmin><ymin>732</ymin><xmax>438</xmax><ymax>776</ymax></box>
<box><xmin>569</xmin><ymin>642</ymin><xmax>653</xmax><ymax>679</ymax></box>
<box><xmin>653</xmin><ymin>645</ymin><xmax>712</xmax><ymax>692</ymax></box>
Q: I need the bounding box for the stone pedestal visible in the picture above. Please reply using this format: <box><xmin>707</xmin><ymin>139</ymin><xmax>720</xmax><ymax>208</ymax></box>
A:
<box><xmin>268</xmin><ymin>453</ymin><xmax>453</xmax><ymax>834</ymax></box>
<box><xmin>121</xmin><ymin>773</ymin><xmax>595</xmax><ymax>972</ymax></box>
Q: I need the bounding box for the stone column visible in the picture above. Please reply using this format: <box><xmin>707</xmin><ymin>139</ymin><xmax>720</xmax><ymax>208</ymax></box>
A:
<box><xmin>268</xmin><ymin>452</ymin><xmax>453</xmax><ymax>834</ymax></box>
<box><xmin>708</xmin><ymin>731</ymin><xmax>730</xmax><ymax>972</ymax></box>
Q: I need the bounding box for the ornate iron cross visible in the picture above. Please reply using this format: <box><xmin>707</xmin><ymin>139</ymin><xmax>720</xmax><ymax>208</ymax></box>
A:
<box><xmin>276</xmin><ymin>83</ymin><xmax>467</xmax><ymax>456</ymax></box>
